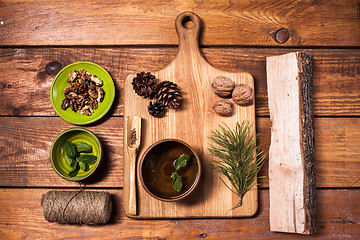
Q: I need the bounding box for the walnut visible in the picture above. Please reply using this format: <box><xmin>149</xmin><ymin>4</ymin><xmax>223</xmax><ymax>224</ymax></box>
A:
<box><xmin>212</xmin><ymin>100</ymin><xmax>233</xmax><ymax>116</ymax></box>
<box><xmin>61</xmin><ymin>69</ymin><xmax>105</xmax><ymax>115</ymax></box>
<box><xmin>96</xmin><ymin>87</ymin><xmax>104</xmax><ymax>102</ymax></box>
<box><xmin>78</xmin><ymin>105</ymin><xmax>92</xmax><ymax>116</ymax></box>
<box><xmin>211</xmin><ymin>76</ymin><xmax>235</xmax><ymax>98</ymax></box>
<box><xmin>88</xmin><ymin>88</ymin><xmax>98</xmax><ymax>99</ymax></box>
<box><xmin>89</xmin><ymin>98</ymin><xmax>98</xmax><ymax>110</ymax></box>
<box><xmin>68</xmin><ymin>70</ymin><xmax>78</xmax><ymax>83</ymax></box>
<box><xmin>88</xmin><ymin>81</ymin><xmax>96</xmax><ymax>89</ymax></box>
<box><xmin>78</xmin><ymin>68</ymin><xmax>87</xmax><ymax>76</ymax></box>
<box><xmin>64</xmin><ymin>86</ymin><xmax>72</xmax><ymax>95</ymax></box>
<box><xmin>65</xmin><ymin>92</ymin><xmax>78</xmax><ymax>99</ymax></box>
<box><xmin>61</xmin><ymin>98</ymin><xmax>70</xmax><ymax>110</ymax></box>
<box><xmin>232</xmin><ymin>84</ymin><xmax>253</xmax><ymax>106</ymax></box>
<box><xmin>91</xmin><ymin>74</ymin><xmax>103</xmax><ymax>86</ymax></box>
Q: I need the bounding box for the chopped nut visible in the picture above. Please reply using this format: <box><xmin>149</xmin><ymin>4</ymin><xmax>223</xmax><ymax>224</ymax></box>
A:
<box><xmin>78</xmin><ymin>69</ymin><xmax>86</xmax><ymax>76</ymax></box>
<box><xmin>212</xmin><ymin>100</ymin><xmax>233</xmax><ymax>116</ymax></box>
<box><xmin>68</xmin><ymin>70</ymin><xmax>78</xmax><ymax>83</ymax></box>
<box><xmin>88</xmin><ymin>88</ymin><xmax>97</xmax><ymax>99</ymax></box>
<box><xmin>61</xmin><ymin>98</ymin><xmax>70</xmax><ymax>110</ymax></box>
<box><xmin>78</xmin><ymin>77</ymin><xmax>86</xmax><ymax>85</ymax></box>
<box><xmin>88</xmin><ymin>81</ymin><xmax>96</xmax><ymax>89</ymax></box>
<box><xmin>232</xmin><ymin>84</ymin><xmax>253</xmax><ymax>106</ymax></box>
<box><xmin>211</xmin><ymin>76</ymin><xmax>235</xmax><ymax>98</ymax></box>
<box><xmin>91</xmin><ymin>75</ymin><xmax>103</xmax><ymax>86</ymax></box>
<box><xmin>89</xmin><ymin>99</ymin><xmax>98</xmax><ymax>110</ymax></box>
<box><xmin>64</xmin><ymin>86</ymin><xmax>72</xmax><ymax>95</ymax></box>
<box><xmin>69</xmin><ymin>101</ymin><xmax>75</xmax><ymax>112</ymax></box>
<box><xmin>96</xmin><ymin>86</ymin><xmax>104</xmax><ymax>102</ymax></box>
<box><xmin>65</xmin><ymin>92</ymin><xmax>78</xmax><ymax>99</ymax></box>
<box><xmin>61</xmin><ymin>69</ymin><xmax>105</xmax><ymax>115</ymax></box>
<box><xmin>78</xmin><ymin>106</ymin><xmax>92</xmax><ymax>116</ymax></box>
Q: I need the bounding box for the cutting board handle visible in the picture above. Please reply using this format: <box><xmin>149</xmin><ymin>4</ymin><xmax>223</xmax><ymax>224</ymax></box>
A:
<box><xmin>175</xmin><ymin>12</ymin><xmax>203</xmax><ymax>60</ymax></box>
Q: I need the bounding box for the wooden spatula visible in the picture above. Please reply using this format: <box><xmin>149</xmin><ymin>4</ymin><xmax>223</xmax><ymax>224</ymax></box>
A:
<box><xmin>125</xmin><ymin>116</ymin><xmax>141</xmax><ymax>215</ymax></box>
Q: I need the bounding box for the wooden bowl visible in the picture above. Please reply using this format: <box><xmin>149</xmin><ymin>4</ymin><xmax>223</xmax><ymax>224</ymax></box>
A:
<box><xmin>138</xmin><ymin>139</ymin><xmax>201</xmax><ymax>202</ymax></box>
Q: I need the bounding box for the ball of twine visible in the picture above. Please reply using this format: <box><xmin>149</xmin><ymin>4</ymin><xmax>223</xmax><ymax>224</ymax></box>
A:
<box><xmin>41</xmin><ymin>191</ymin><xmax>112</xmax><ymax>225</ymax></box>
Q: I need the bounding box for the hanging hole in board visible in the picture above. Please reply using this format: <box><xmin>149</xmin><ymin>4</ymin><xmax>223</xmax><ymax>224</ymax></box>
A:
<box><xmin>182</xmin><ymin>16</ymin><xmax>194</xmax><ymax>29</ymax></box>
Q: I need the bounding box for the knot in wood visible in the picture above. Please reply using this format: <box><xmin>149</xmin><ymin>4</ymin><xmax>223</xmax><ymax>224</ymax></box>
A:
<box><xmin>275</xmin><ymin>28</ymin><xmax>290</xmax><ymax>44</ymax></box>
<box><xmin>46</xmin><ymin>61</ymin><xmax>63</xmax><ymax>76</ymax></box>
<box><xmin>13</xmin><ymin>108</ymin><xmax>20</xmax><ymax>116</ymax></box>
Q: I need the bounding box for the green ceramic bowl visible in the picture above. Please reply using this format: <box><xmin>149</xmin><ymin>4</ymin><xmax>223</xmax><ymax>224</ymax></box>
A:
<box><xmin>50</xmin><ymin>61</ymin><xmax>115</xmax><ymax>125</ymax></box>
<box><xmin>50</xmin><ymin>128</ymin><xmax>102</xmax><ymax>181</ymax></box>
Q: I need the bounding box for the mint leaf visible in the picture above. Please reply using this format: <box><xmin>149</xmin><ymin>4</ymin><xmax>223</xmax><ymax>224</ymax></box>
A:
<box><xmin>69</xmin><ymin>161</ymin><xmax>79</xmax><ymax>177</ymax></box>
<box><xmin>64</xmin><ymin>141</ymin><xmax>77</xmax><ymax>159</ymax></box>
<box><xmin>78</xmin><ymin>155</ymin><xmax>97</xmax><ymax>165</ymax></box>
<box><xmin>64</xmin><ymin>154</ymin><xmax>75</xmax><ymax>167</ymax></box>
<box><xmin>70</xmin><ymin>158</ymin><xmax>76</xmax><ymax>167</ymax></box>
<box><xmin>174</xmin><ymin>154</ymin><xmax>189</xmax><ymax>171</ymax></box>
<box><xmin>79</xmin><ymin>162</ymin><xmax>88</xmax><ymax>171</ymax></box>
<box><xmin>75</xmin><ymin>142</ymin><xmax>93</xmax><ymax>153</ymax></box>
<box><xmin>171</xmin><ymin>172</ymin><xmax>182</xmax><ymax>192</ymax></box>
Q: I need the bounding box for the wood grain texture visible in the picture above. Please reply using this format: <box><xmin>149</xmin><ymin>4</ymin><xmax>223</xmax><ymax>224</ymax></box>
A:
<box><xmin>124</xmin><ymin>12</ymin><xmax>257</xmax><ymax>218</ymax></box>
<box><xmin>0</xmin><ymin>117</ymin><xmax>359</xmax><ymax>189</ymax></box>
<box><xmin>267</xmin><ymin>52</ymin><xmax>315</xmax><ymax>234</ymax></box>
<box><xmin>0</xmin><ymin>117</ymin><xmax>123</xmax><ymax>188</ymax></box>
<box><xmin>0</xmin><ymin>48</ymin><xmax>359</xmax><ymax>117</ymax></box>
<box><xmin>0</xmin><ymin>0</ymin><xmax>359</xmax><ymax>46</ymax></box>
<box><xmin>0</xmin><ymin>188</ymin><xmax>359</xmax><ymax>239</ymax></box>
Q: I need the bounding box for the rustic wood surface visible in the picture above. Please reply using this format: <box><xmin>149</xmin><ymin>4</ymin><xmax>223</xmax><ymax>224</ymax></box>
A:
<box><xmin>1</xmin><ymin>117</ymin><xmax>359</xmax><ymax>189</ymax></box>
<box><xmin>0</xmin><ymin>48</ymin><xmax>359</xmax><ymax>117</ymax></box>
<box><xmin>0</xmin><ymin>189</ymin><xmax>359</xmax><ymax>239</ymax></box>
<box><xmin>0</xmin><ymin>0</ymin><xmax>359</xmax><ymax>46</ymax></box>
<box><xmin>0</xmin><ymin>0</ymin><xmax>359</xmax><ymax>239</ymax></box>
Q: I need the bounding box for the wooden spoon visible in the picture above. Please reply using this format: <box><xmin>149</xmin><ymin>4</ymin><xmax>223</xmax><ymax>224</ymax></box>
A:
<box><xmin>125</xmin><ymin>116</ymin><xmax>141</xmax><ymax>215</ymax></box>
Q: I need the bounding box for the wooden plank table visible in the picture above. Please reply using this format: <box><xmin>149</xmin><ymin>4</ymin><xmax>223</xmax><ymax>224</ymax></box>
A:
<box><xmin>0</xmin><ymin>0</ymin><xmax>359</xmax><ymax>239</ymax></box>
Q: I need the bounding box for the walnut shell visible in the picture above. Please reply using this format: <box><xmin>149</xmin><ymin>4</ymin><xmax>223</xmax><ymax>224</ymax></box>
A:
<box><xmin>211</xmin><ymin>76</ymin><xmax>235</xmax><ymax>98</ymax></box>
<box><xmin>212</xmin><ymin>100</ymin><xmax>233</xmax><ymax>116</ymax></box>
<box><xmin>232</xmin><ymin>84</ymin><xmax>253</xmax><ymax>106</ymax></box>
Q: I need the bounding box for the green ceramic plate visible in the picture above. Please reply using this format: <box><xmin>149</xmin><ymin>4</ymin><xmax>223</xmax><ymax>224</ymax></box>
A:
<box><xmin>50</xmin><ymin>128</ymin><xmax>102</xmax><ymax>181</ymax></box>
<box><xmin>50</xmin><ymin>61</ymin><xmax>115</xmax><ymax>125</ymax></box>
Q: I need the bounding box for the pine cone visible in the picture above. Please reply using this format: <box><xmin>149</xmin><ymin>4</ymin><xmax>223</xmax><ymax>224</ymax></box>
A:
<box><xmin>154</xmin><ymin>81</ymin><xmax>182</xmax><ymax>109</ymax></box>
<box><xmin>132</xmin><ymin>72</ymin><xmax>157</xmax><ymax>98</ymax></box>
<box><xmin>148</xmin><ymin>100</ymin><xmax>165</xmax><ymax>117</ymax></box>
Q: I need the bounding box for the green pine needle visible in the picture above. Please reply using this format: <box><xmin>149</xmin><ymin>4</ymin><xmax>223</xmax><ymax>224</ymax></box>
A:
<box><xmin>353</xmin><ymin>178</ymin><xmax>360</xmax><ymax>186</ymax></box>
<box><xmin>208</xmin><ymin>121</ymin><xmax>265</xmax><ymax>211</ymax></box>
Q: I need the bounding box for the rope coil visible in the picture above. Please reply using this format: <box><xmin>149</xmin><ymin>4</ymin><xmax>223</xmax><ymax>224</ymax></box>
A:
<box><xmin>41</xmin><ymin>191</ymin><xmax>112</xmax><ymax>225</ymax></box>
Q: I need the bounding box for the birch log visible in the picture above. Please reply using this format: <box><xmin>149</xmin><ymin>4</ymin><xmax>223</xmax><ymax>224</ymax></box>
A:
<box><xmin>266</xmin><ymin>52</ymin><xmax>316</xmax><ymax>234</ymax></box>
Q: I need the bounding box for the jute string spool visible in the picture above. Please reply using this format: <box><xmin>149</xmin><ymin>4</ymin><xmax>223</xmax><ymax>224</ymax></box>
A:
<box><xmin>41</xmin><ymin>191</ymin><xmax>112</xmax><ymax>225</ymax></box>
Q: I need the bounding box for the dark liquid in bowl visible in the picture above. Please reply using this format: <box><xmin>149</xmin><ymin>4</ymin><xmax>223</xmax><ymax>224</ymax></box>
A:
<box><xmin>141</xmin><ymin>141</ymin><xmax>199</xmax><ymax>199</ymax></box>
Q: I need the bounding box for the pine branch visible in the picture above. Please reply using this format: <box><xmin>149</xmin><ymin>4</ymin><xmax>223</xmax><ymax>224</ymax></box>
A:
<box><xmin>208</xmin><ymin>121</ymin><xmax>265</xmax><ymax>211</ymax></box>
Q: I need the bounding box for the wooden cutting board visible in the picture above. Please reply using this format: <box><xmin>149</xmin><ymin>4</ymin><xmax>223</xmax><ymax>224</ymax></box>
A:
<box><xmin>123</xmin><ymin>12</ymin><xmax>257</xmax><ymax>219</ymax></box>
